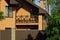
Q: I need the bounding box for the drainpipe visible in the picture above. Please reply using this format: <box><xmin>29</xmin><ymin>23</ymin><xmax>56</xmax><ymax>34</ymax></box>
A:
<box><xmin>11</xmin><ymin>28</ymin><xmax>15</xmax><ymax>40</ymax></box>
<box><xmin>48</xmin><ymin>5</ymin><xmax>51</xmax><ymax>15</ymax></box>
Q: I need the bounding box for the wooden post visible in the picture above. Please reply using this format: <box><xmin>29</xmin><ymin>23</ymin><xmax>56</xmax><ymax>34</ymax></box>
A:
<box><xmin>38</xmin><ymin>15</ymin><xmax>43</xmax><ymax>30</ymax></box>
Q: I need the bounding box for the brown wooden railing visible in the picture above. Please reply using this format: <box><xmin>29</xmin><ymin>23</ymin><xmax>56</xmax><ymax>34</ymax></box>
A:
<box><xmin>16</xmin><ymin>16</ymin><xmax>38</xmax><ymax>23</ymax></box>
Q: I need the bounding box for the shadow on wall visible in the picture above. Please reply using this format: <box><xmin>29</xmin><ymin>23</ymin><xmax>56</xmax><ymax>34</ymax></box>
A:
<box><xmin>25</xmin><ymin>34</ymin><xmax>33</xmax><ymax>40</ymax></box>
<box><xmin>25</xmin><ymin>31</ymin><xmax>45</xmax><ymax>40</ymax></box>
<box><xmin>34</xmin><ymin>31</ymin><xmax>45</xmax><ymax>40</ymax></box>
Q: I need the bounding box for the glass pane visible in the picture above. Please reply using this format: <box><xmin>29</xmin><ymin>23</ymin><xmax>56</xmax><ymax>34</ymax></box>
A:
<box><xmin>9</xmin><ymin>7</ymin><xmax>12</xmax><ymax>17</ymax></box>
<box><xmin>33</xmin><ymin>0</ymin><xmax>40</xmax><ymax>6</ymax></box>
<box><xmin>44</xmin><ymin>0</ymin><xmax>46</xmax><ymax>10</ymax></box>
<box><xmin>5</xmin><ymin>7</ymin><xmax>8</xmax><ymax>17</ymax></box>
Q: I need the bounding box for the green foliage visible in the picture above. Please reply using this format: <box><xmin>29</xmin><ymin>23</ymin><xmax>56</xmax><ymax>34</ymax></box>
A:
<box><xmin>46</xmin><ymin>0</ymin><xmax>60</xmax><ymax>40</ymax></box>
<box><xmin>32</xmin><ymin>0</ymin><xmax>35</xmax><ymax>2</ymax></box>
<box><xmin>32</xmin><ymin>0</ymin><xmax>35</xmax><ymax>3</ymax></box>
<box><xmin>0</xmin><ymin>12</ymin><xmax>4</xmax><ymax>21</ymax></box>
<box><xmin>48</xmin><ymin>0</ymin><xmax>54</xmax><ymax>5</ymax></box>
<box><xmin>46</xmin><ymin>27</ymin><xmax>60</xmax><ymax>40</ymax></box>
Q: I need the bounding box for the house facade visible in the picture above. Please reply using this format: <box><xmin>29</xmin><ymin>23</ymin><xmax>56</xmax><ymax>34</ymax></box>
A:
<box><xmin>0</xmin><ymin>0</ymin><xmax>48</xmax><ymax>30</ymax></box>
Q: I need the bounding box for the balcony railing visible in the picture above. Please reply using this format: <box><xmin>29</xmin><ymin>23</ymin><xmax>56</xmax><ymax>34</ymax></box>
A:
<box><xmin>16</xmin><ymin>16</ymin><xmax>38</xmax><ymax>24</ymax></box>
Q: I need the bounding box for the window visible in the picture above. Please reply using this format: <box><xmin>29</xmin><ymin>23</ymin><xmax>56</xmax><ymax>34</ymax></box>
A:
<box><xmin>32</xmin><ymin>0</ymin><xmax>40</xmax><ymax>6</ymax></box>
<box><xmin>44</xmin><ymin>0</ymin><xmax>46</xmax><ymax>10</ymax></box>
<box><xmin>5</xmin><ymin>6</ymin><xmax>12</xmax><ymax>17</ymax></box>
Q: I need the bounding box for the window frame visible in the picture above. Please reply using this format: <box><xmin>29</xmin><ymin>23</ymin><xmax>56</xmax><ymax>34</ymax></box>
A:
<box><xmin>44</xmin><ymin>0</ymin><xmax>46</xmax><ymax>10</ymax></box>
<box><xmin>5</xmin><ymin>6</ymin><xmax>13</xmax><ymax>18</ymax></box>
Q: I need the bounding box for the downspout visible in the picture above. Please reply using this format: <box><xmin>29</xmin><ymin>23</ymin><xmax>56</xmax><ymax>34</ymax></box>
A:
<box><xmin>11</xmin><ymin>28</ymin><xmax>15</xmax><ymax>40</ymax></box>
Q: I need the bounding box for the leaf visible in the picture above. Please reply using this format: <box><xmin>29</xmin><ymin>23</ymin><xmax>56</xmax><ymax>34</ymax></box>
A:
<box><xmin>0</xmin><ymin>12</ymin><xmax>4</xmax><ymax>20</ymax></box>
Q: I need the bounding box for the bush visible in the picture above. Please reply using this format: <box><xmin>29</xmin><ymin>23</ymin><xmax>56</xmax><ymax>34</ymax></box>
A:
<box><xmin>0</xmin><ymin>12</ymin><xmax>4</xmax><ymax>20</ymax></box>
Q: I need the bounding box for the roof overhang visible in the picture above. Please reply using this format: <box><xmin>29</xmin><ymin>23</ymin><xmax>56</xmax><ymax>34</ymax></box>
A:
<box><xmin>39</xmin><ymin>8</ymin><xmax>49</xmax><ymax>17</ymax></box>
<box><xmin>10</xmin><ymin>0</ymin><xmax>18</xmax><ymax>4</ymax></box>
<box><xmin>16</xmin><ymin>0</ymin><xmax>49</xmax><ymax>17</ymax></box>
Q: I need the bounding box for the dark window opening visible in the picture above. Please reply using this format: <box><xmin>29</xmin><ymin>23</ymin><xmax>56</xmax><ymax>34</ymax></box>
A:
<box><xmin>5</xmin><ymin>6</ymin><xmax>13</xmax><ymax>17</ymax></box>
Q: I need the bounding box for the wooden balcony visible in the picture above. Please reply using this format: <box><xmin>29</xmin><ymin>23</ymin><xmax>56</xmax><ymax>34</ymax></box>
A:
<box><xmin>16</xmin><ymin>16</ymin><xmax>38</xmax><ymax>25</ymax></box>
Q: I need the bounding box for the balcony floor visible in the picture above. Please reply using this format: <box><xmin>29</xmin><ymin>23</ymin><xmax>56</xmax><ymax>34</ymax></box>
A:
<box><xmin>16</xmin><ymin>25</ymin><xmax>38</xmax><ymax>29</ymax></box>
<box><xmin>16</xmin><ymin>23</ymin><xmax>38</xmax><ymax>25</ymax></box>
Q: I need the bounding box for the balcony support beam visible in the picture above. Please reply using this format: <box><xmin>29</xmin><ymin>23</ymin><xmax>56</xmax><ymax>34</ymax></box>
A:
<box><xmin>38</xmin><ymin>15</ymin><xmax>43</xmax><ymax>30</ymax></box>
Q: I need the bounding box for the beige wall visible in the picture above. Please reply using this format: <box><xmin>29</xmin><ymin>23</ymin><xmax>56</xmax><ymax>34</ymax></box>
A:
<box><xmin>38</xmin><ymin>15</ymin><xmax>47</xmax><ymax>30</ymax></box>
<box><xmin>40</xmin><ymin>0</ymin><xmax>48</xmax><ymax>11</ymax></box>
<box><xmin>42</xmin><ymin>17</ymin><xmax>47</xmax><ymax>30</ymax></box>
<box><xmin>0</xmin><ymin>0</ymin><xmax>47</xmax><ymax>30</ymax></box>
<box><xmin>16</xmin><ymin>8</ymin><xmax>30</xmax><ymax>17</ymax></box>
<box><xmin>0</xmin><ymin>0</ymin><xmax>16</xmax><ymax>30</ymax></box>
<box><xmin>40</xmin><ymin>0</ymin><xmax>44</xmax><ymax>9</ymax></box>
<box><xmin>38</xmin><ymin>15</ymin><xmax>43</xmax><ymax>30</ymax></box>
<box><xmin>0</xmin><ymin>0</ymin><xmax>31</xmax><ymax>30</ymax></box>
